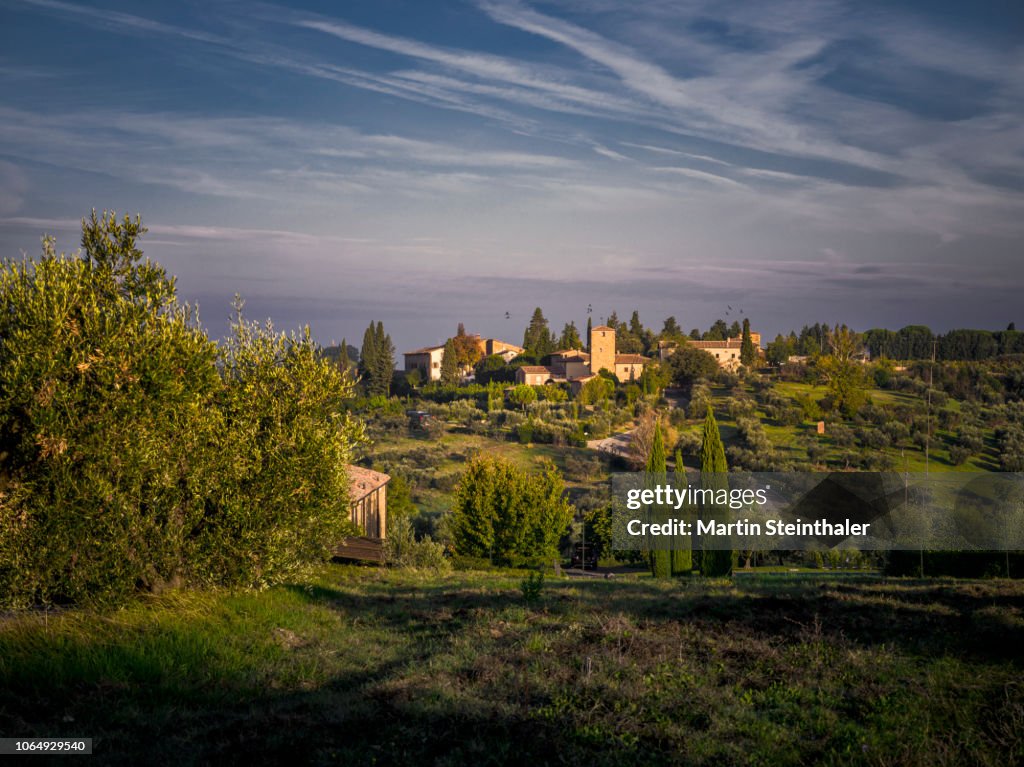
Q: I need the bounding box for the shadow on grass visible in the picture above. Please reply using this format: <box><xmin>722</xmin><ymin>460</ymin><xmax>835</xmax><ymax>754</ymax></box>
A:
<box><xmin>2</xmin><ymin>571</ymin><xmax>1023</xmax><ymax>765</ymax></box>
<box><xmin>281</xmin><ymin>573</ymin><xmax>1024</xmax><ymax>663</ymax></box>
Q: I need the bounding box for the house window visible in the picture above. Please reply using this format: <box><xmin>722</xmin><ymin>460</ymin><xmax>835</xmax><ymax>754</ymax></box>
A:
<box><xmin>432</xmin><ymin>361</ymin><xmax>439</xmax><ymax>368</ymax></box>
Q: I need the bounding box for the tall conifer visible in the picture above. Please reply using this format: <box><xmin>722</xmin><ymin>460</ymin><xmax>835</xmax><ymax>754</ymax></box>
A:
<box><xmin>700</xmin><ymin>406</ymin><xmax>732</xmax><ymax>576</ymax></box>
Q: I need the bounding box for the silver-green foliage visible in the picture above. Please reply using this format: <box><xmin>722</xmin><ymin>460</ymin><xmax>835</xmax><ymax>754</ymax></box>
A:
<box><xmin>0</xmin><ymin>212</ymin><xmax>365</xmax><ymax>607</ymax></box>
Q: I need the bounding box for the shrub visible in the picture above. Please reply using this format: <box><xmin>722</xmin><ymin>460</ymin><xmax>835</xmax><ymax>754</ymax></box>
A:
<box><xmin>519</xmin><ymin>571</ymin><xmax>545</xmax><ymax>603</ymax></box>
<box><xmin>450</xmin><ymin>456</ymin><xmax>573</xmax><ymax>561</ymax></box>
<box><xmin>0</xmin><ymin>214</ymin><xmax>366</xmax><ymax>607</ymax></box>
<box><xmin>383</xmin><ymin>515</ymin><xmax>450</xmax><ymax>571</ymax></box>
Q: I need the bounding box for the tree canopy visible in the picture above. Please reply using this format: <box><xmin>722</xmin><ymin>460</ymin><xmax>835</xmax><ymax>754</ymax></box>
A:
<box><xmin>522</xmin><ymin>308</ymin><xmax>555</xmax><ymax>358</ymax></box>
<box><xmin>450</xmin><ymin>456</ymin><xmax>573</xmax><ymax>562</ymax></box>
<box><xmin>0</xmin><ymin>212</ymin><xmax>365</xmax><ymax>607</ymax></box>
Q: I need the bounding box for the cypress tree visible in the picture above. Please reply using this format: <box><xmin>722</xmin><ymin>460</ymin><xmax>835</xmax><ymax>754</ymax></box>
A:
<box><xmin>700</xmin><ymin>406</ymin><xmax>732</xmax><ymax>576</ymax></box>
<box><xmin>360</xmin><ymin>321</ymin><xmax>394</xmax><ymax>397</ymax></box>
<box><xmin>440</xmin><ymin>337</ymin><xmax>459</xmax><ymax>385</ymax></box>
<box><xmin>647</xmin><ymin>422</ymin><xmax>671</xmax><ymax>578</ymax></box>
<box><xmin>338</xmin><ymin>337</ymin><xmax>350</xmax><ymax>377</ymax></box>
<box><xmin>741</xmin><ymin>318</ymin><xmax>756</xmax><ymax>367</ymax></box>
<box><xmin>359</xmin><ymin>323</ymin><xmax>377</xmax><ymax>388</ymax></box>
<box><xmin>585</xmin><ymin>316</ymin><xmax>592</xmax><ymax>352</ymax></box>
<box><xmin>671</xmin><ymin>448</ymin><xmax>692</xmax><ymax>575</ymax></box>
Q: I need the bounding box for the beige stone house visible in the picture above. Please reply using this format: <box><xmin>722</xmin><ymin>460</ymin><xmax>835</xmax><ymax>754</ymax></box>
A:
<box><xmin>403</xmin><ymin>345</ymin><xmax>445</xmax><ymax>381</ymax></box>
<box><xmin>658</xmin><ymin>332</ymin><xmax>763</xmax><ymax>371</ymax></box>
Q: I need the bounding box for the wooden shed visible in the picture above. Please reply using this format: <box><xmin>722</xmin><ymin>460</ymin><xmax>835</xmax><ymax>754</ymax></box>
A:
<box><xmin>333</xmin><ymin>465</ymin><xmax>390</xmax><ymax>562</ymax></box>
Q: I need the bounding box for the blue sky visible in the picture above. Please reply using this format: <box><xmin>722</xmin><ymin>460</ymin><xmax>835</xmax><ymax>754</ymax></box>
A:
<box><xmin>1</xmin><ymin>0</ymin><xmax>1022</xmax><ymax>352</ymax></box>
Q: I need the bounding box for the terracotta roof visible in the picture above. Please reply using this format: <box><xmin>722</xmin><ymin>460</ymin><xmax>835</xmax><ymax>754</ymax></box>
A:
<box><xmin>615</xmin><ymin>354</ymin><xmax>649</xmax><ymax>363</ymax></box>
<box><xmin>403</xmin><ymin>345</ymin><xmax>445</xmax><ymax>355</ymax></box>
<box><xmin>518</xmin><ymin>365</ymin><xmax>555</xmax><ymax>374</ymax></box>
<box><xmin>688</xmin><ymin>339</ymin><xmax>743</xmax><ymax>349</ymax></box>
<box><xmin>348</xmin><ymin>466</ymin><xmax>391</xmax><ymax>502</ymax></box>
<box><xmin>591</xmin><ymin>325</ymin><xmax>615</xmax><ymax>332</ymax></box>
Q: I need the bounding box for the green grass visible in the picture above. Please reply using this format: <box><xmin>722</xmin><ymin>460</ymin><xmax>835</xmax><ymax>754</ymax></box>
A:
<box><xmin>2</xmin><ymin>566</ymin><xmax>1022</xmax><ymax>765</ymax></box>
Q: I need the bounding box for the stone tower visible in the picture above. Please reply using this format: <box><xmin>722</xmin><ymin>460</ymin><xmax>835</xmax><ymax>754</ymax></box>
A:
<box><xmin>589</xmin><ymin>324</ymin><xmax>615</xmax><ymax>375</ymax></box>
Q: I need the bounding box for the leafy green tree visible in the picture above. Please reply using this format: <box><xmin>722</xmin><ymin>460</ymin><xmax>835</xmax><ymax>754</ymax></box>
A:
<box><xmin>700</xmin><ymin>406</ymin><xmax>731</xmax><ymax>577</ymax></box>
<box><xmin>475</xmin><ymin>354</ymin><xmax>512</xmax><ymax>385</ymax></box>
<box><xmin>522</xmin><ymin>307</ymin><xmax>555</xmax><ymax>358</ymax></box>
<box><xmin>450</xmin><ymin>456</ymin><xmax>573</xmax><ymax>561</ymax></box>
<box><xmin>405</xmin><ymin>367</ymin><xmax>422</xmax><ymax>389</ymax></box>
<box><xmin>766</xmin><ymin>333</ymin><xmax>794</xmax><ymax>366</ymax></box>
<box><xmin>213</xmin><ymin>306</ymin><xmax>366</xmax><ymax>588</ymax></box>
<box><xmin>668</xmin><ymin>345</ymin><xmax>718</xmax><ymax>386</ymax></box>
<box><xmin>452</xmin><ymin>323</ymin><xmax>482</xmax><ymax>368</ymax></box>
<box><xmin>510</xmin><ymin>383</ymin><xmax>537</xmax><ymax>410</ymax></box>
<box><xmin>704</xmin><ymin>319</ymin><xmax>728</xmax><ymax>341</ymax></box>
<box><xmin>741</xmin><ymin>318</ymin><xmax>756</xmax><ymax>367</ymax></box>
<box><xmin>0</xmin><ymin>212</ymin><xmax>366</xmax><ymax>607</ymax></box>
<box><xmin>440</xmin><ymin>338</ymin><xmax>460</xmax><ymax>385</ymax></box>
<box><xmin>577</xmin><ymin>375</ymin><xmax>614</xmax><ymax>406</ymax></box>
<box><xmin>818</xmin><ymin>325</ymin><xmax>868</xmax><ymax>417</ymax></box>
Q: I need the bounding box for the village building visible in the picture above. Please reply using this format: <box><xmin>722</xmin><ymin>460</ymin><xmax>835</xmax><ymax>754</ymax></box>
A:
<box><xmin>404</xmin><ymin>335</ymin><xmax>523</xmax><ymax>381</ymax></box>
<box><xmin>658</xmin><ymin>332</ymin><xmax>763</xmax><ymax>371</ymax></box>
<box><xmin>475</xmin><ymin>336</ymin><xmax>524</xmax><ymax>359</ymax></box>
<box><xmin>403</xmin><ymin>345</ymin><xmax>445</xmax><ymax>381</ymax></box>
<box><xmin>514</xmin><ymin>324</ymin><xmax>649</xmax><ymax>389</ymax></box>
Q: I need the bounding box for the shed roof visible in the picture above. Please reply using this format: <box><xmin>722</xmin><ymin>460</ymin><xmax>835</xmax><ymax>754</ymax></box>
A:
<box><xmin>348</xmin><ymin>465</ymin><xmax>391</xmax><ymax>502</ymax></box>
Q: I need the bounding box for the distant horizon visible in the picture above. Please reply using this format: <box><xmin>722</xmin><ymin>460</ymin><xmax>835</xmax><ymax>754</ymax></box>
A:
<box><xmin>2</xmin><ymin>1</ymin><xmax>1022</xmax><ymax>356</ymax></box>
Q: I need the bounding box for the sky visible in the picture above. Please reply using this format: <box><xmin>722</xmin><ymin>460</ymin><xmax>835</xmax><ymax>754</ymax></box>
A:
<box><xmin>1</xmin><ymin>0</ymin><xmax>1023</xmax><ymax>354</ymax></box>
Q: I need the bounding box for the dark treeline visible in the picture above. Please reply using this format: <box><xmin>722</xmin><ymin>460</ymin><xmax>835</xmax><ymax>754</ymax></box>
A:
<box><xmin>864</xmin><ymin>325</ymin><xmax>1024</xmax><ymax>361</ymax></box>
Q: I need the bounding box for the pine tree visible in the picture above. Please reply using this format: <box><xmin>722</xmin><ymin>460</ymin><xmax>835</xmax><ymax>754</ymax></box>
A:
<box><xmin>672</xmin><ymin>448</ymin><xmax>692</xmax><ymax>575</ymax></box>
<box><xmin>741</xmin><ymin>318</ymin><xmax>756</xmax><ymax>367</ymax></box>
<box><xmin>523</xmin><ymin>307</ymin><xmax>554</xmax><ymax>357</ymax></box>
<box><xmin>662</xmin><ymin>316</ymin><xmax>682</xmax><ymax>339</ymax></box>
<box><xmin>440</xmin><ymin>338</ymin><xmax>459</xmax><ymax>385</ymax></box>
<box><xmin>700</xmin><ymin>406</ymin><xmax>732</xmax><ymax>576</ymax></box>
<box><xmin>559</xmin><ymin>322</ymin><xmax>582</xmax><ymax>350</ymax></box>
<box><xmin>629</xmin><ymin>310</ymin><xmax>643</xmax><ymax>337</ymax></box>
<box><xmin>647</xmin><ymin>422</ymin><xmax>671</xmax><ymax>579</ymax></box>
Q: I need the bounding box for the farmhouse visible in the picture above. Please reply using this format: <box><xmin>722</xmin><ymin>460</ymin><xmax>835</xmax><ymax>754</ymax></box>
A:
<box><xmin>659</xmin><ymin>332</ymin><xmax>763</xmax><ymax>371</ymax></box>
<box><xmin>405</xmin><ymin>335</ymin><xmax>523</xmax><ymax>380</ymax></box>
<box><xmin>514</xmin><ymin>324</ymin><xmax>650</xmax><ymax>387</ymax></box>
<box><xmin>403</xmin><ymin>345</ymin><xmax>446</xmax><ymax>381</ymax></box>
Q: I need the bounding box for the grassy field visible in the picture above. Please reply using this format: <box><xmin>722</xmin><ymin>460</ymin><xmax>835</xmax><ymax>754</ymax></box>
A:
<box><xmin>2</xmin><ymin>566</ymin><xmax>1022</xmax><ymax>766</ymax></box>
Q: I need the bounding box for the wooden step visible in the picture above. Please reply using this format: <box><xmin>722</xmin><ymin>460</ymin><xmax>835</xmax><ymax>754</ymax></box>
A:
<box><xmin>332</xmin><ymin>536</ymin><xmax>385</xmax><ymax>563</ymax></box>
